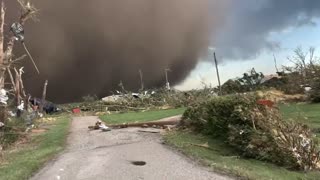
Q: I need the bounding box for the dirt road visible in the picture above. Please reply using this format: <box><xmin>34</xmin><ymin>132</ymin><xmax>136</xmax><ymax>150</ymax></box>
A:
<box><xmin>31</xmin><ymin>116</ymin><xmax>231</xmax><ymax>180</ymax></box>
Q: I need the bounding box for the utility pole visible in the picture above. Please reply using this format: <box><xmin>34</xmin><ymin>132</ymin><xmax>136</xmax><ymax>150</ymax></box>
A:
<box><xmin>213</xmin><ymin>52</ymin><xmax>222</xmax><ymax>95</ymax></box>
<box><xmin>165</xmin><ymin>68</ymin><xmax>170</xmax><ymax>90</ymax></box>
<box><xmin>40</xmin><ymin>80</ymin><xmax>48</xmax><ymax>113</ymax></box>
<box><xmin>139</xmin><ymin>69</ymin><xmax>144</xmax><ymax>91</ymax></box>
<box><xmin>273</xmin><ymin>54</ymin><xmax>279</xmax><ymax>73</ymax></box>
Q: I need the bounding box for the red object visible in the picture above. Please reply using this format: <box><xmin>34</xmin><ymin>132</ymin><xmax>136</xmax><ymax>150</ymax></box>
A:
<box><xmin>257</xmin><ymin>100</ymin><xmax>274</xmax><ymax>107</ymax></box>
<box><xmin>72</xmin><ymin>108</ymin><xmax>81</xmax><ymax>114</ymax></box>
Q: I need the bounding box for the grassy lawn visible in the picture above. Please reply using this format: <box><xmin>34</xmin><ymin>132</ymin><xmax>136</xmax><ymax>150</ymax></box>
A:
<box><xmin>100</xmin><ymin>107</ymin><xmax>186</xmax><ymax>124</ymax></box>
<box><xmin>280</xmin><ymin>103</ymin><xmax>320</xmax><ymax>132</ymax></box>
<box><xmin>164</xmin><ymin>103</ymin><xmax>320</xmax><ymax>180</ymax></box>
<box><xmin>0</xmin><ymin>115</ymin><xmax>71</xmax><ymax>180</ymax></box>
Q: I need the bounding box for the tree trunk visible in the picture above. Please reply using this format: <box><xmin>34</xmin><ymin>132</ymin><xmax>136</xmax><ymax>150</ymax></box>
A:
<box><xmin>0</xmin><ymin>2</ymin><xmax>6</xmax><ymax>123</ymax></box>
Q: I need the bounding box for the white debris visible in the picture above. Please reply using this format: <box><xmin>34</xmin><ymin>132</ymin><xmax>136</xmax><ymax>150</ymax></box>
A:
<box><xmin>19</xmin><ymin>67</ymin><xmax>24</xmax><ymax>75</ymax></box>
<box><xmin>166</xmin><ymin>82</ymin><xmax>170</xmax><ymax>90</ymax></box>
<box><xmin>38</xmin><ymin>113</ymin><xmax>44</xmax><ymax>118</ymax></box>
<box><xmin>8</xmin><ymin>111</ymin><xmax>16</xmax><ymax>117</ymax></box>
<box><xmin>305</xmin><ymin>87</ymin><xmax>312</xmax><ymax>92</ymax></box>
<box><xmin>0</xmin><ymin>89</ymin><xmax>8</xmax><ymax>105</ymax></box>
<box><xmin>0</xmin><ymin>122</ymin><xmax>4</xmax><ymax>128</ymax></box>
<box><xmin>99</xmin><ymin>124</ymin><xmax>111</xmax><ymax>131</ymax></box>
<box><xmin>102</xmin><ymin>95</ymin><xmax>122</xmax><ymax>102</ymax></box>
<box><xmin>239</xmin><ymin>130</ymin><xmax>244</xmax><ymax>135</ymax></box>
<box><xmin>17</xmin><ymin>102</ymin><xmax>25</xmax><ymax>111</ymax></box>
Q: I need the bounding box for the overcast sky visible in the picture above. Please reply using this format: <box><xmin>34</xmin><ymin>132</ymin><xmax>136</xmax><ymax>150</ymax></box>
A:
<box><xmin>176</xmin><ymin>0</ymin><xmax>320</xmax><ymax>90</ymax></box>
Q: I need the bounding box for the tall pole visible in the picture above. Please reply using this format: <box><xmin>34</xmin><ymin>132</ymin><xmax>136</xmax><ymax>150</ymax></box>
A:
<box><xmin>165</xmin><ymin>68</ymin><xmax>170</xmax><ymax>90</ymax></box>
<box><xmin>213</xmin><ymin>52</ymin><xmax>222</xmax><ymax>95</ymax></box>
<box><xmin>139</xmin><ymin>69</ymin><xmax>144</xmax><ymax>91</ymax></box>
<box><xmin>40</xmin><ymin>80</ymin><xmax>48</xmax><ymax>113</ymax></box>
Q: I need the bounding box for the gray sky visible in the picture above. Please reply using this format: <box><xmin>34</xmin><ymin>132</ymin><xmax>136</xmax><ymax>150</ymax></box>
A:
<box><xmin>177</xmin><ymin>0</ymin><xmax>320</xmax><ymax>90</ymax></box>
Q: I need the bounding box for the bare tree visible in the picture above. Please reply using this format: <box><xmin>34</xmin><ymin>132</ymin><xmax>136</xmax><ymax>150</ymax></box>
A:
<box><xmin>285</xmin><ymin>47</ymin><xmax>320</xmax><ymax>82</ymax></box>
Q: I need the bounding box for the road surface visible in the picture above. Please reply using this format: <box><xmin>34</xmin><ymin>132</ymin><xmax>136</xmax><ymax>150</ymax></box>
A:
<box><xmin>31</xmin><ymin>116</ymin><xmax>231</xmax><ymax>180</ymax></box>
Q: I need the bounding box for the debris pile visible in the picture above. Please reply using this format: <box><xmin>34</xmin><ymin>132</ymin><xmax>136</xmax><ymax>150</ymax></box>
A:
<box><xmin>182</xmin><ymin>93</ymin><xmax>320</xmax><ymax>170</ymax></box>
<box><xmin>68</xmin><ymin>87</ymin><xmax>217</xmax><ymax>114</ymax></box>
<box><xmin>256</xmin><ymin>90</ymin><xmax>306</xmax><ymax>103</ymax></box>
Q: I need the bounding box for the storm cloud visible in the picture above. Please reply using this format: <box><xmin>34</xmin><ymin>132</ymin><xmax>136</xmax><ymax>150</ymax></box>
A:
<box><xmin>3</xmin><ymin>0</ymin><xmax>223</xmax><ymax>102</ymax></box>
<box><xmin>212</xmin><ymin>0</ymin><xmax>320</xmax><ymax>60</ymax></box>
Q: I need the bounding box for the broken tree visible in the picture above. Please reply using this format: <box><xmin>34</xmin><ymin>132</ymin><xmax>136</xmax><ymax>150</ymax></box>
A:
<box><xmin>0</xmin><ymin>0</ymin><xmax>38</xmax><ymax>122</ymax></box>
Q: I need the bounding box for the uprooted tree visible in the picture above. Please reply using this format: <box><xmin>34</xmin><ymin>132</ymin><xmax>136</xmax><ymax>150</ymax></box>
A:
<box><xmin>0</xmin><ymin>0</ymin><xmax>38</xmax><ymax>123</ymax></box>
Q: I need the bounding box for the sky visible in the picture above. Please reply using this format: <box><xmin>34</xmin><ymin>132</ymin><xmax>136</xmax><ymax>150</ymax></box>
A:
<box><xmin>175</xmin><ymin>2</ymin><xmax>320</xmax><ymax>91</ymax></box>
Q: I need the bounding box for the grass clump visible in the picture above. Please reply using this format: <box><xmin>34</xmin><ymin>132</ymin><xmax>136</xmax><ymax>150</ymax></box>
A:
<box><xmin>0</xmin><ymin>115</ymin><xmax>71</xmax><ymax>180</ymax></box>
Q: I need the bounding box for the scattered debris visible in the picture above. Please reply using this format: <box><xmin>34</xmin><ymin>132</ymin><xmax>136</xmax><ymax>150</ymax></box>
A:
<box><xmin>0</xmin><ymin>89</ymin><xmax>8</xmax><ymax>105</ymax></box>
<box><xmin>102</xmin><ymin>95</ymin><xmax>123</xmax><ymax>103</ymax></box>
<box><xmin>111</xmin><ymin>116</ymin><xmax>181</xmax><ymax>129</ymax></box>
<box><xmin>257</xmin><ymin>99</ymin><xmax>274</xmax><ymax>107</ymax></box>
<box><xmin>0</xmin><ymin>122</ymin><xmax>4</xmax><ymax>128</ymax></box>
<box><xmin>256</xmin><ymin>90</ymin><xmax>306</xmax><ymax>103</ymax></box>
<box><xmin>111</xmin><ymin>120</ymin><xmax>179</xmax><ymax>129</ymax></box>
<box><xmin>88</xmin><ymin>120</ymin><xmax>111</xmax><ymax>131</ymax></box>
<box><xmin>72</xmin><ymin>108</ymin><xmax>81</xmax><ymax>114</ymax></box>
<box><xmin>17</xmin><ymin>102</ymin><xmax>25</xmax><ymax>111</ymax></box>
<box><xmin>10</xmin><ymin>22</ymin><xmax>25</xmax><ymax>42</ymax></box>
<box><xmin>99</xmin><ymin>124</ymin><xmax>111</xmax><ymax>132</ymax></box>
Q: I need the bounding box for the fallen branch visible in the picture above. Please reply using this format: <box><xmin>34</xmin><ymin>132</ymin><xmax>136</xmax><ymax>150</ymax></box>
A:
<box><xmin>109</xmin><ymin>120</ymin><xmax>180</xmax><ymax>129</ymax></box>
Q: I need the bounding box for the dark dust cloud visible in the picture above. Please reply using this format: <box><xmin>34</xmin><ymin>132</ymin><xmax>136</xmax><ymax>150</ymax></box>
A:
<box><xmin>3</xmin><ymin>0</ymin><xmax>222</xmax><ymax>103</ymax></box>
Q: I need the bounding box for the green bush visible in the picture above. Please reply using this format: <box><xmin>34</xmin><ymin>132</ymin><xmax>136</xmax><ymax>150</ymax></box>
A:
<box><xmin>182</xmin><ymin>94</ymin><xmax>320</xmax><ymax>170</ymax></box>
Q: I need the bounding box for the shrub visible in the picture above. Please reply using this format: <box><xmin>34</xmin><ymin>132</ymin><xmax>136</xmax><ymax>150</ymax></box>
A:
<box><xmin>182</xmin><ymin>94</ymin><xmax>320</xmax><ymax>170</ymax></box>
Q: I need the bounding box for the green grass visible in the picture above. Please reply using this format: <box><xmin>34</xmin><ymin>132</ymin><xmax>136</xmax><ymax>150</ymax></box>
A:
<box><xmin>280</xmin><ymin>103</ymin><xmax>320</xmax><ymax>129</ymax></box>
<box><xmin>0</xmin><ymin>116</ymin><xmax>71</xmax><ymax>180</ymax></box>
<box><xmin>99</xmin><ymin>108</ymin><xmax>186</xmax><ymax>124</ymax></box>
<box><xmin>165</xmin><ymin>103</ymin><xmax>320</xmax><ymax>180</ymax></box>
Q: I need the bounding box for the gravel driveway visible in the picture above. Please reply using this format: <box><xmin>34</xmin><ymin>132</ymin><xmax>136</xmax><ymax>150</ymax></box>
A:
<box><xmin>31</xmin><ymin>116</ymin><xmax>231</xmax><ymax>180</ymax></box>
